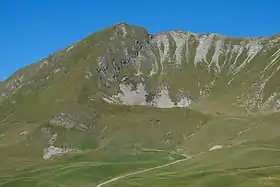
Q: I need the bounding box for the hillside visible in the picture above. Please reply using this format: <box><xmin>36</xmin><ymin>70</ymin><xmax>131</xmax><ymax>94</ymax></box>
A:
<box><xmin>0</xmin><ymin>23</ymin><xmax>280</xmax><ymax>187</ymax></box>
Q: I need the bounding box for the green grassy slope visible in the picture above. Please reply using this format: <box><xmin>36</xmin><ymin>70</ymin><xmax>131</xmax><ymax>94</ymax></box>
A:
<box><xmin>1</xmin><ymin>108</ymin><xmax>280</xmax><ymax>186</ymax></box>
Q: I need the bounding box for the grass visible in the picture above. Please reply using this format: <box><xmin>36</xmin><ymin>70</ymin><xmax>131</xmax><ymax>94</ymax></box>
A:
<box><xmin>1</xmin><ymin>105</ymin><xmax>280</xmax><ymax>186</ymax></box>
<box><xmin>0</xmin><ymin>149</ymin><xmax>178</xmax><ymax>187</ymax></box>
<box><xmin>105</xmin><ymin>144</ymin><xmax>280</xmax><ymax>187</ymax></box>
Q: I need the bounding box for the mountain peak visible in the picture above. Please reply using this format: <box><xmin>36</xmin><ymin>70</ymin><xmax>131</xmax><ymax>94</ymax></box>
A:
<box><xmin>117</xmin><ymin>22</ymin><xmax>129</xmax><ymax>26</ymax></box>
<box><xmin>1</xmin><ymin>23</ymin><xmax>280</xmax><ymax>116</ymax></box>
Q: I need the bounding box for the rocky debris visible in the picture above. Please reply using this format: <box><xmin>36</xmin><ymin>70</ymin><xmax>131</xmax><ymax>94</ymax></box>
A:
<box><xmin>194</xmin><ymin>34</ymin><xmax>215</xmax><ymax>66</ymax></box>
<box><xmin>66</xmin><ymin>45</ymin><xmax>74</xmax><ymax>52</ymax></box>
<box><xmin>97</xmin><ymin>57</ymin><xmax>108</xmax><ymax>72</ymax></box>
<box><xmin>102</xmin><ymin>97</ymin><xmax>115</xmax><ymax>104</ymax></box>
<box><xmin>0</xmin><ymin>74</ymin><xmax>26</xmax><ymax>102</ymax></box>
<box><xmin>96</xmin><ymin>57</ymin><xmax>116</xmax><ymax>86</ymax></box>
<box><xmin>112</xmin><ymin>61</ymin><xmax>121</xmax><ymax>82</ymax></box>
<box><xmin>209</xmin><ymin>145</ymin><xmax>223</xmax><ymax>151</ymax></box>
<box><xmin>276</xmin><ymin>100</ymin><xmax>280</xmax><ymax>110</ymax></box>
<box><xmin>49</xmin><ymin>133</ymin><xmax>58</xmax><ymax>145</ymax></box>
<box><xmin>177</xmin><ymin>95</ymin><xmax>192</xmax><ymax>107</ymax></box>
<box><xmin>6</xmin><ymin>74</ymin><xmax>24</xmax><ymax>93</ymax></box>
<box><xmin>75</xmin><ymin>124</ymin><xmax>88</xmax><ymax>132</ymax></box>
<box><xmin>112</xmin><ymin>83</ymin><xmax>147</xmax><ymax>105</ymax></box>
<box><xmin>106</xmin><ymin>83</ymin><xmax>193</xmax><ymax>109</ymax></box>
<box><xmin>53</xmin><ymin>68</ymin><xmax>61</xmax><ymax>74</ymax></box>
<box><xmin>152</xmin><ymin>86</ymin><xmax>175</xmax><ymax>108</ymax></box>
<box><xmin>176</xmin><ymin>90</ymin><xmax>192</xmax><ymax>107</ymax></box>
<box><xmin>20</xmin><ymin>131</ymin><xmax>28</xmax><ymax>136</ymax></box>
<box><xmin>43</xmin><ymin>130</ymin><xmax>76</xmax><ymax>160</ymax></box>
<box><xmin>49</xmin><ymin>113</ymin><xmax>88</xmax><ymax>131</ymax></box>
<box><xmin>40</xmin><ymin>60</ymin><xmax>48</xmax><ymax>68</ymax></box>
<box><xmin>49</xmin><ymin>113</ymin><xmax>76</xmax><ymax>129</ymax></box>
<box><xmin>145</xmin><ymin>91</ymin><xmax>157</xmax><ymax>104</ymax></box>
<box><xmin>0</xmin><ymin>93</ymin><xmax>7</xmax><ymax>101</ymax></box>
<box><xmin>43</xmin><ymin>145</ymin><xmax>73</xmax><ymax>160</ymax></box>
<box><xmin>116</xmin><ymin>23</ymin><xmax>128</xmax><ymax>37</ymax></box>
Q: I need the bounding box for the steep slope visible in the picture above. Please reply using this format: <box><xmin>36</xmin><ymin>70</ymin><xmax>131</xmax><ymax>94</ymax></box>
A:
<box><xmin>100</xmin><ymin>30</ymin><xmax>280</xmax><ymax>115</ymax></box>
<box><xmin>0</xmin><ymin>23</ymin><xmax>149</xmax><ymax>121</ymax></box>
<box><xmin>1</xmin><ymin>23</ymin><xmax>280</xmax><ymax>187</ymax></box>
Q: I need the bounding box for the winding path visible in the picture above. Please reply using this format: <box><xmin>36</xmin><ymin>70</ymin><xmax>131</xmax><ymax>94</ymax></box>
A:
<box><xmin>96</xmin><ymin>157</ymin><xmax>192</xmax><ymax>187</ymax></box>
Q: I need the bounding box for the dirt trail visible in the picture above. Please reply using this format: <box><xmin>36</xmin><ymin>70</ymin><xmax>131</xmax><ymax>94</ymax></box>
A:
<box><xmin>95</xmin><ymin>157</ymin><xmax>192</xmax><ymax>187</ymax></box>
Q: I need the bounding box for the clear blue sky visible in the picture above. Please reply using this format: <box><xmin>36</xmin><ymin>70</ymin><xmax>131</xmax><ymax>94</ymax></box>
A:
<box><xmin>1</xmin><ymin>0</ymin><xmax>279</xmax><ymax>80</ymax></box>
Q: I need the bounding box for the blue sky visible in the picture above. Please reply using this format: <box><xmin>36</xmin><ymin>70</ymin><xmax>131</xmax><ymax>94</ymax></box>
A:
<box><xmin>1</xmin><ymin>0</ymin><xmax>279</xmax><ymax>80</ymax></box>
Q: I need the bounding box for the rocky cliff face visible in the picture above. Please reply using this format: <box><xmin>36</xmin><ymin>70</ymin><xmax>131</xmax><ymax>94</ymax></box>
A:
<box><xmin>94</xmin><ymin>24</ymin><xmax>280</xmax><ymax>114</ymax></box>
<box><xmin>1</xmin><ymin>23</ymin><xmax>280</xmax><ymax>119</ymax></box>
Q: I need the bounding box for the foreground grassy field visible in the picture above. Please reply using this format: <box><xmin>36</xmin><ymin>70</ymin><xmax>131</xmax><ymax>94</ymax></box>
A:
<box><xmin>0</xmin><ymin>150</ymin><xmax>183</xmax><ymax>187</ymax></box>
<box><xmin>1</xmin><ymin>103</ymin><xmax>280</xmax><ymax>187</ymax></box>
<box><xmin>107</xmin><ymin>144</ymin><xmax>280</xmax><ymax>187</ymax></box>
<box><xmin>2</xmin><ymin>142</ymin><xmax>280</xmax><ymax>187</ymax></box>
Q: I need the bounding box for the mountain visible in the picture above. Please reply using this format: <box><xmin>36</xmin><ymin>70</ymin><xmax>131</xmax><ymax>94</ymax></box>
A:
<box><xmin>1</xmin><ymin>23</ymin><xmax>280</xmax><ymax>187</ymax></box>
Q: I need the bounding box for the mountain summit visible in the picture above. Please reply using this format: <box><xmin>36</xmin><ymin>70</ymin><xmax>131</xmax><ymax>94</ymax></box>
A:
<box><xmin>1</xmin><ymin>23</ymin><xmax>280</xmax><ymax>187</ymax></box>
<box><xmin>1</xmin><ymin>23</ymin><xmax>280</xmax><ymax>116</ymax></box>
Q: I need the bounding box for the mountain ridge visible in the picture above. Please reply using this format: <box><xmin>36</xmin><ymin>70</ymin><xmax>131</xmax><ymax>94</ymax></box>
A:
<box><xmin>2</xmin><ymin>22</ymin><xmax>279</xmax><ymax>83</ymax></box>
<box><xmin>1</xmin><ymin>22</ymin><xmax>280</xmax><ymax>117</ymax></box>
